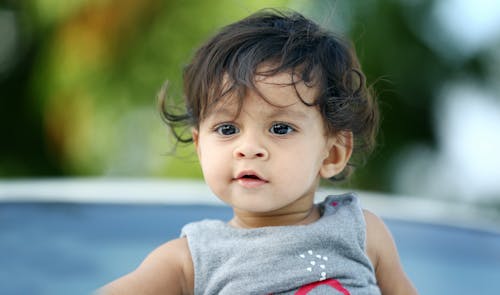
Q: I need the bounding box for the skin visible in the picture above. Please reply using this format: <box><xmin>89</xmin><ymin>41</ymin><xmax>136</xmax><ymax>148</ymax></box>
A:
<box><xmin>99</xmin><ymin>70</ymin><xmax>418</xmax><ymax>295</ymax></box>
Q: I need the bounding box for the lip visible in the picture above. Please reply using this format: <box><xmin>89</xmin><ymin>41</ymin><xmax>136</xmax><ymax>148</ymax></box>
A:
<box><xmin>233</xmin><ymin>170</ymin><xmax>268</xmax><ymax>188</ymax></box>
<box><xmin>235</xmin><ymin>170</ymin><xmax>267</xmax><ymax>180</ymax></box>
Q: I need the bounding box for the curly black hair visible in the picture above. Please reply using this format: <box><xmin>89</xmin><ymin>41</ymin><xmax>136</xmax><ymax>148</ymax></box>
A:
<box><xmin>159</xmin><ymin>9</ymin><xmax>379</xmax><ymax>181</ymax></box>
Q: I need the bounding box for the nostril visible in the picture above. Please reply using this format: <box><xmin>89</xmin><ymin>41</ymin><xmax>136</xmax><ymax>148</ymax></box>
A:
<box><xmin>233</xmin><ymin>148</ymin><xmax>267</xmax><ymax>159</ymax></box>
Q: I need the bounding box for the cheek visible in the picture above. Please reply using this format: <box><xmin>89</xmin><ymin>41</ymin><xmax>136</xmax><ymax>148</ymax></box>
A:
<box><xmin>198</xmin><ymin>143</ymin><xmax>227</xmax><ymax>178</ymax></box>
<box><xmin>277</xmin><ymin>145</ymin><xmax>324</xmax><ymax>180</ymax></box>
<box><xmin>297</xmin><ymin>141</ymin><xmax>328</xmax><ymax>178</ymax></box>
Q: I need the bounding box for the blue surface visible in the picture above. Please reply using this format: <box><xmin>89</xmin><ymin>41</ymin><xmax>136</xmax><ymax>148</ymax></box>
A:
<box><xmin>1</xmin><ymin>202</ymin><xmax>499</xmax><ymax>295</ymax></box>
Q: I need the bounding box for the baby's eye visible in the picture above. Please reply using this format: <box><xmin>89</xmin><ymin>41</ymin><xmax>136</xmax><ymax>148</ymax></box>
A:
<box><xmin>269</xmin><ymin>123</ymin><xmax>294</xmax><ymax>135</ymax></box>
<box><xmin>215</xmin><ymin>124</ymin><xmax>239</xmax><ymax>136</ymax></box>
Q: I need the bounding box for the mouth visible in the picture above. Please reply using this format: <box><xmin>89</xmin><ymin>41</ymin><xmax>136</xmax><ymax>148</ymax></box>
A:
<box><xmin>235</xmin><ymin>171</ymin><xmax>266</xmax><ymax>180</ymax></box>
<box><xmin>234</xmin><ymin>171</ymin><xmax>268</xmax><ymax>188</ymax></box>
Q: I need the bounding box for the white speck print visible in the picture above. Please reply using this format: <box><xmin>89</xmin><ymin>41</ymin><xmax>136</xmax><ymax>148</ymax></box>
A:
<box><xmin>298</xmin><ymin>251</ymin><xmax>331</xmax><ymax>281</ymax></box>
<box><xmin>320</xmin><ymin>272</ymin><xmax>327</xmax><ymax>281</ymax></box>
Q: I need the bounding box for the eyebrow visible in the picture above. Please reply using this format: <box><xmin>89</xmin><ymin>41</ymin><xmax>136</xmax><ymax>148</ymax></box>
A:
<box><xmin>265</xmin><ymin>106</ymin><xmax>310</xmax><ymax>120</ymax></box>
<box><xmin>206</xmin><ymin>107</ymin><xmax>238</xmax><ymax>119</ymax></box>
<box><xmin>204</xmin><ymin>101</ymin><xmax>311</xmax><ymax>122</ymax></box>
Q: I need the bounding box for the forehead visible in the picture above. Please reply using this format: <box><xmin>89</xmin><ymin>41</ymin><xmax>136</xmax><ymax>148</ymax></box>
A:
<box><xmin>200</xmin><ymin>78</ymin><xmax>322</xmax><ymax>130</ymax></box>
<box><xmin>254</xmin><ymin>69</ymin><xmax>319</xmax><ymax>106</ymax></box>
<box><xmin>203</xmin><ymin>67</ymin><xmax>319</xmax><ymax>117</ymax></box>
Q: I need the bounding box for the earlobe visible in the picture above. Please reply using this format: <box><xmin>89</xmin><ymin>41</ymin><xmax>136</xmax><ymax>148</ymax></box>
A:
<box><xmin>320</xmin><ymin>131</ymin><xmax>353</xmax><ymax>179</ymax></box>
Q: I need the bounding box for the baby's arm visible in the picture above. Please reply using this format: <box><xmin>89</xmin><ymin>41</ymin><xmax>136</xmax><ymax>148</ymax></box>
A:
<box><xmin>364</xmin><ymin>210</ymin><xmax>419</xmax><ymax>295</ymax></box>
<box><xmin>97</xmin><ymin>237</ymin><xmax>193</xmax><ymax>295</ymax></box>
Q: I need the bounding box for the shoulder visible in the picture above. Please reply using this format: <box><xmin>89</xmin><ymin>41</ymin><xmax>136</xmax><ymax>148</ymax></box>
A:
<box><xmin>363</xmin><ymin>210</ymin><xmax>393</xmax><ymax>270</ymax></box>
<box><xmin>144</xmin><ymin>237</ymin><xmax>194</xmax><ymax>282</ymax></box>
<box><xmin>363</xmin><ymin>210</ymin><xmax>418</xmax><ymax>295</ymax></box>
<box><xmin>98</xmin><ymin>237</ymin><xmax>194</xmax><ymax>295</ymax></box>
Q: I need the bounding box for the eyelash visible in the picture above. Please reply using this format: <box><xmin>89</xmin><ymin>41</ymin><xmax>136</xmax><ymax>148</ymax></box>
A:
<box><xmin>213</xmin><ymin>122</ymin><xmax>296</xmax><ymax>136</ymax></box>
<box><xmin>269</xmin><ymin>122</ymin><xmax>295</xmax><ymax>135</ymax></box>
<box><xmin>214</xmin><ymin>123</ymin><xmax>239</xmax><ymax>136</ymax></box>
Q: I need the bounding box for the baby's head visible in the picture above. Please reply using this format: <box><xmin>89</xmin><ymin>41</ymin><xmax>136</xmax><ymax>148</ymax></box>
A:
<box><xmin>162</xmin><ymin>9</ymin><xmax>379</xmax><ymax>181</ymax></box>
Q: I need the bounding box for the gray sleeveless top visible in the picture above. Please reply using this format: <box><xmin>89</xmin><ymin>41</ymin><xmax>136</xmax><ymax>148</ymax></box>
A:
<box><xmin>181</xmin><ymin>193</ymin><xmax>381</xmax><ymax>295</ymax></box>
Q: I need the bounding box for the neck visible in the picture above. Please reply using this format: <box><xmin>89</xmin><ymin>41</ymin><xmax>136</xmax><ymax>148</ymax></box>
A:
<box><xmin>229</xmin><ymin>205</ymin><xmax>321</xmax><ymax>228</ymax></box>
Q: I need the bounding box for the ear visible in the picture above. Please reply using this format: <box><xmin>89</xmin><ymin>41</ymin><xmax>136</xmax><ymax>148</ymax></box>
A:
<box><xmin>320</xmin><ymin>131</ymin><xmax>353</xmax><ymax>179</ymax></box>
<box><xmin>192</xmin><ymin>128</ymin><xmax>201</xmax><ymax>158</ymax></box>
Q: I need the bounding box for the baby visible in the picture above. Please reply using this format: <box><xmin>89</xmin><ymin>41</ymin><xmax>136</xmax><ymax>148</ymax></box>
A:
<box><xmin>100</xmin><ymin>9</ymin><xmax>418</xmax><ymax>295</ymax></box>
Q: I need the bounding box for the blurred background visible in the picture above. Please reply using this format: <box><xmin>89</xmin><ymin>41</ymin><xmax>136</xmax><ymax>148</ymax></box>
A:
<box><xmin>2</xmin><ymin>1</ymin><xmax>500</xmax><ymax>294</ymax></box>
<box><xmin>1</xmin><ymin>0</ymin><xmax>500</xmax><ymax>208</ymax></box>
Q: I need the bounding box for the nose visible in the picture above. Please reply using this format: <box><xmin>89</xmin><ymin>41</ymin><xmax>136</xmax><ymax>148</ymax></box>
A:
<box><xmin>233</xmin><ymin>134</ymin><xmax>269</xmax><ymax>160</ymax></box>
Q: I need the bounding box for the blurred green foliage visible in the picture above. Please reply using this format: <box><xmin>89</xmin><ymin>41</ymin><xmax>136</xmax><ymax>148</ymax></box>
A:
<box><xmin>1</xmin><ymin>0</ymin><xmax>288</xmax><ymax>178</ymax></box>
<box><xmin>0</xmin><ymin>0</ymin><xmax>492</xmax><ymax>193</ymax></box>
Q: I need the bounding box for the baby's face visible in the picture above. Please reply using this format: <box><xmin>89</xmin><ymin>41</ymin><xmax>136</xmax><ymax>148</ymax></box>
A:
<box><xmin>192</xmin><ymin>69</ymin><xmax>340</xmax><ymax>220</ymax></box>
